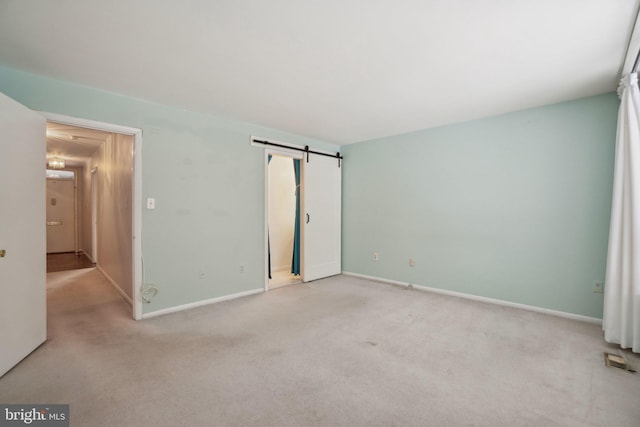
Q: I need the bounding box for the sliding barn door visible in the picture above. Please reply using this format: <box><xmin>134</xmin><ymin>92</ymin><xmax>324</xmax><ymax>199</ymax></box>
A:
<box><xmin>0</xmin><ymin>92</ymin><xmax>46</xmax><ymax>377</ymax></box>
<box><xmin>302</xmin><ymin>153</ymin><xmax>341</xmax><ymax>282</ymax></box>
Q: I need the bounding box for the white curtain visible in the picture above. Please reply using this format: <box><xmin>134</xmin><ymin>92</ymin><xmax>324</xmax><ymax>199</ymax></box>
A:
<box><xmin>603</xmin><ymin>72</ymin><xmax>640</xmax><ymax>353</ymax></box>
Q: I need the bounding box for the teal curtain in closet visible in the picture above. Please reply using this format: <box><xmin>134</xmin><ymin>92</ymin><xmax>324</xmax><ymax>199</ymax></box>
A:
<box><xmin>267</xmin><ymin>155</ymin><xmax>272</xmax><ymax>279</ymax></box>
<box><xmin>291</xmin><ymin>159</ymin><xmax>301</xmax><ymax>275</ymax></box>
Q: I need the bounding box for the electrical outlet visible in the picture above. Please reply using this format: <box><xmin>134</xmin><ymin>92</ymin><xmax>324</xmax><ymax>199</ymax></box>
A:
<box><xmin>409</xmin><ymin>258</ymin><xmax>415</xmax><ymax>267</ymax></box>
<box><xmin>593</xmin><ymin>281</ymin><xmax>604</xmax><ymax>293</ymax></box>
<box><xmin>373</xmin><ymin>252</ymin><xmax>379</xmax><ymax>261</ymax></box>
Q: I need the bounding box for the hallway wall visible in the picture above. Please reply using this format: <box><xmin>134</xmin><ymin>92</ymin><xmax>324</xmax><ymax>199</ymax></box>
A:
<box><xmin>90</xmin><ymin>133</ymin><xmax>134</xmax><ymax>300</ymax></box>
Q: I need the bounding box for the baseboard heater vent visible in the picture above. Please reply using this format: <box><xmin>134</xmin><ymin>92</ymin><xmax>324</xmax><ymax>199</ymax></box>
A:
<box><xmin>603</xmin><ymin>353</ymin><xmax>636</xmax><ymax>373</ymax></box>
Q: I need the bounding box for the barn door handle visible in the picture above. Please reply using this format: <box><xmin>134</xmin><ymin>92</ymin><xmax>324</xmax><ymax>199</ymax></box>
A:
<box><xmin>306</xmin><ymin>213</ymin><xmax>310</xmax><ymax>224</ymax></box>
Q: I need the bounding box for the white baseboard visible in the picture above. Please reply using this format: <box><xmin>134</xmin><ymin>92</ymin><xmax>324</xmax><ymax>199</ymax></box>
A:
<box><xmin>97</xmin><ymin>266</ymin><xmax>133</xmax><ymax>307</ymax></box>
<box><xmin>342</xmin><ymin>271</ymin><xmax>602</xmax><ymax>325</ymax></box>
<box><xmin>141</xmin><ymin>288</ymin><xmax>264</xmax><ymax>319</ymax></box>
<box><xmin>80</xmin><ymin>249</ymin><xmax>96</xmax><ymax>264</ymax></box>
<box><xmin>88</xmin><ymin>253</ymin><xmax>96</xmax><ymax>264</ymax></box>
<box><xmin>273</xmin><ymin>266</ymin><xmax>290</xmax><ymax>273</ymax></box>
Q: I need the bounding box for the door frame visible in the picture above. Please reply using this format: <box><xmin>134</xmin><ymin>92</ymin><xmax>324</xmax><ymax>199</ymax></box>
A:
<box><xmin>263</xmin><ymin>147</ymin><xmax>304</xmax><ymax>291</ymax></box>
<box><xmin>41</xmin><ymin>112</ymin><xmax>143</xmax><ymax>320</ymax></box>
<box><xmin>90</xmin><ymin>166</ymin><xmax>98</xmax><ymax>263</ymax></box>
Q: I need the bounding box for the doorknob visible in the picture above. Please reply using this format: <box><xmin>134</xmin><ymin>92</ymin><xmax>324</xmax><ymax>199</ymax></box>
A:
<box><xmin>0</xmin><ymin>249</ymin><xmax>5</xmax><ymax>258</ymax></box>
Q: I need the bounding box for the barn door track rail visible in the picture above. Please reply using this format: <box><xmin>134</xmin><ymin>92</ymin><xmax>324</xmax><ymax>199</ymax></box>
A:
<box><xmin>253</xmin><ymin>138</ymin><xmax>342</xmax><ymax>167</ymax></box>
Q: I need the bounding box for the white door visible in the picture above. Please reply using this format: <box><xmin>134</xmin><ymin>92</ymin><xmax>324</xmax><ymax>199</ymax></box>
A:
<box><xmin>46</xmin><ymin>178</ymin><xmax>76</xmax><ymax>253</ymax></box>
<box><xmin>0</xmin><ymin>92</ymin><xmax>46</xmax><ymax>377</ymax></box>
<box><xmin>302</xmin><ymin>153</ymin><xmax>342</xmax><ymax>282</ymax></box>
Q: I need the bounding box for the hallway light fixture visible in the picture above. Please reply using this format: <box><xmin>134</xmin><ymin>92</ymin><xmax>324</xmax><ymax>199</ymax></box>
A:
<box><xmin>48</xmin><ymin>156</ymin><xmax>65</xmax><ymax>169</ymax></box>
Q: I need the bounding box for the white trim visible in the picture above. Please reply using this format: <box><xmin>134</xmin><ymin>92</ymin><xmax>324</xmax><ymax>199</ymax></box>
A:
<box><xmin>41</xmin><ymin>112</ymin><xmax>143</xmax><ymax>320</ymax></box>
<box><xmin>264</xmin><ymin>151</ymin><xmax>270</xmax><ymax>292</ymax></box>
<box><xmin>265</xmin><ymin>146</ymin><xmax>304</xmax><ymax>160</ymax></box>
<box><xmin>97</xmin><ymin>265</ymin><xmax>133</xmax><ymax>306</ymax></box>
<box><xmin>132</xmin><ymin>127</ymin><xmax>143</xmax><ymax>321</ymax></box>
<box><xmin>342</xmin><ymin>271</ymin><xmax>603</xmax><ymax>325</ymax></box>
<box><xmin>43</xmin><ymin>112</ymin><xmax>142</xmax><ymax>135</ymax></box>
<box><xmin>73</xmin><ymin>168</ymin><xmax>78</xmax><ymax>253</ymax></box>
<box><xmin>141</xmin><ymin>288</ymin><xmax>264</xmax><ymax>319</ymax></box>
<box><xmin>90</xmin><ymin>167</ymin><xmax>98</xmax><ymax>266</ymax></box>
<box><xmin>79</xmin><ymin>249</ymin><xmax>95</xmax><ymax>264</ymax></box>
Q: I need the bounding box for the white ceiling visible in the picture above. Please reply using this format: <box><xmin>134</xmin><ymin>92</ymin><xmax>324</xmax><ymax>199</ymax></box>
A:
<box><xmin>1</xmin><ymin>1</ymin><xmax>638</xmax><ymax>145</ymax></box>
<box><xmin>46</xmin><ymin>122</ymin><xmax>110</xmax><ymax>166</ymax></box>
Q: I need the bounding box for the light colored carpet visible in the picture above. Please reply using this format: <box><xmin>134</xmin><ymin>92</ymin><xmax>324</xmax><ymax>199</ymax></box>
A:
<box><xmin>1</xmin><ymin>268</ymin><xmax>638</xmax><ymax>426</ymax></box>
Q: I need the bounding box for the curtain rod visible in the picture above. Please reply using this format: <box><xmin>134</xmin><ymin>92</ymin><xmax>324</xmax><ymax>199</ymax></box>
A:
<box><xmin>253</xmin><ymin>139</ymin><xmax>342</xmax><ymax>166</ymax></box>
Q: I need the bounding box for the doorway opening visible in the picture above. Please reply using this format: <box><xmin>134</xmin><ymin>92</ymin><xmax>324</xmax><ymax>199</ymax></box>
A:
<box><xmin>46</xmin><ymin>168</ymin><xmax>95</xmax><ymax>272</ymax></box>
<box><xmin>266</xmin><ymin>150</ymin><xmax>303</xmax><ymax>290</ymax></box>
<box><xmin>43</xmin><ymin>114</ymin><xmax>143</xmax><ymax>320</ymax></box>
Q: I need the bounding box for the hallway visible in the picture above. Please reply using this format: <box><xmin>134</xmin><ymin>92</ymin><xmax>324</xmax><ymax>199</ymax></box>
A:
<box><xmin>46</xmin><ymin>252</ymin><xmax>95</xmax><ymax>273</ymax></box>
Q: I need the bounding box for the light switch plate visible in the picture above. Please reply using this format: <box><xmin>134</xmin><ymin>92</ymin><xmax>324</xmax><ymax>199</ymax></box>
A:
<box><xmin>146</xmin><ymin>197</ymin><xmax>156</xmax><ymax>209</ymax></box>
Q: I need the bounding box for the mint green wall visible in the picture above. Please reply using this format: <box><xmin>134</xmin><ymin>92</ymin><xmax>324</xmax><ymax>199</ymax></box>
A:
<box><xmin>0</xmin><ymin>66</ymin><xmax>338</xmax><ymax>313</ymax></box>
<box><xmin>0</xmin><ymin>65</ymin><xmax>618</xmax><ymax>319</ymax></box>
<box><xmin>342</xmin><ymin>94</ymin><xmax>618</xmax><ymax>319</ymax></box>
